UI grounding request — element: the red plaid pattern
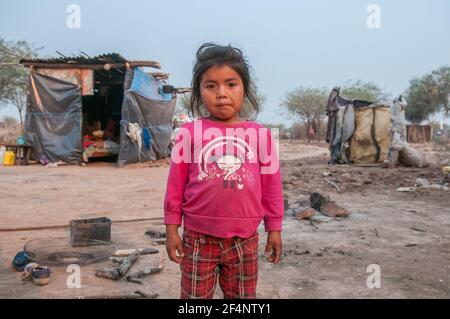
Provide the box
[180,229,259,299]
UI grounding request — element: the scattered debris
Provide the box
[310,192,349,218]
[310,214,332,223]
[293,192,350,222]
[420,184,449,191]
[126,257,164,284]
[145,229,167,245]
[310,193,330,210]
[21,263,52,286]
[23,237,115,265]
[295,207,317,220]
[410,227,426,233]
[321,201,350,218]
[333,249,353,256]
[283,249,310,256]
[114,247,158,257]
[145,229,167,239]
[441,165,450,184]
[29,266,52,286]
[340,173,352,182]
[398,183,449,192]
[95,250,139,280]
[323,178,340,192]
[12,251,33,271]
[322,171,331,177]
[78,290,159,299]
[70,217,112,247]
[309,218,319,229]
[45,161,67,168]
[109,256,125,264]
[415,178,429,187]
[398,145,428,168]
[149,239,167,246]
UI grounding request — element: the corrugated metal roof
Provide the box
[20,52,128,65]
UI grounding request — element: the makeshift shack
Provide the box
[406,124,432,143]
[20,53,176,166]
[326,87,391,164]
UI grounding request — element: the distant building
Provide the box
[406,124,432,143]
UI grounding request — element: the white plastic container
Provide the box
[0,146,6,165]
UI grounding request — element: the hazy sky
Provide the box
[1,0,449,124]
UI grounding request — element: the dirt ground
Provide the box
[0,140,449,299]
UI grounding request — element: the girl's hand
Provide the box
[166,225,184,264]
[265,231,282,264]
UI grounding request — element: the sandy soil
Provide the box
[0,141,449,299]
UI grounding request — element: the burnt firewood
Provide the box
[95,250,139,280]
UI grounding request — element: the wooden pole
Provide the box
[21,61,161,70]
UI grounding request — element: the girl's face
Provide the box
[200,65,245,124]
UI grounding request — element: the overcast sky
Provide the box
[1,0,449,124]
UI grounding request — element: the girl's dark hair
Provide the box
[189,43,259,119]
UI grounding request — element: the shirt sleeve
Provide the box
[259,128,284,232]
[163,128,190,225]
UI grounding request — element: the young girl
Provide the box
[164,43,283,299]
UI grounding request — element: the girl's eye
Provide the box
[228,82,237,87]
[206,84,215,89]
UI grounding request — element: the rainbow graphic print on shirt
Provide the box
[196,136,257,191]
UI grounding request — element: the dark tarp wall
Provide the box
[118,68,176,166]
[25,71,83,164]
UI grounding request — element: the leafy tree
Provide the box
[281,87,327,142]
[405,66,450,123]
[177,92,191,114]
[404,76,437,123]
[0,38,41,133]
[340,80,390,102]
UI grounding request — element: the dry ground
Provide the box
[0,140,449,298]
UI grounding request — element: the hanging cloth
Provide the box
[124,121,143,162]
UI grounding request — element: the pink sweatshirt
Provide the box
[164,118,284,238]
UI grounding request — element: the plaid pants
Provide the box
[180,229,259,299]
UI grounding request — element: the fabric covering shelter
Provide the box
[118,68,176,165]
[21,53,176,166]
[326,87,391,164]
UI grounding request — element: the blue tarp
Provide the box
[129,68,172,102]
